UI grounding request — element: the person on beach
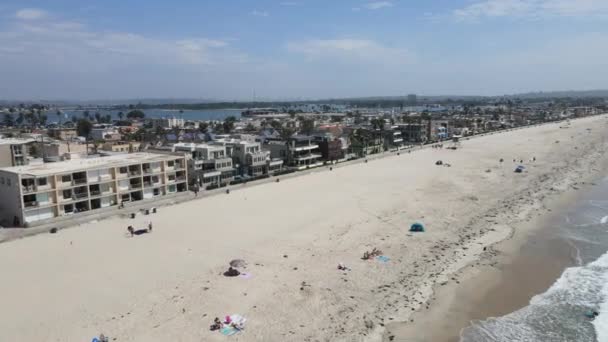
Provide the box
[127,226,134,237]
[148,222,153,232]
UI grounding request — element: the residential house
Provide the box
[47,128,78,141]
[173,143,236,188]
[348,128,384,157]
[382,125,404,150]
[266,135,322,169]
[101,142,142,153]
[90,125,122,141]
[229,141,272,177]
[313,134,344,162]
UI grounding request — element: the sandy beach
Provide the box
[1,116,608,342]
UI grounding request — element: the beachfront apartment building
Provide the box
[348,128,384,157]
[227,140,285,177]
[313,134,345,162]
[229,141,270,177]
[173,143,236,188]
[0,153,188,227]
[397,123,427,143]
[266,135,322,170]
[382,126,405,150]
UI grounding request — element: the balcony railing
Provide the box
[72,192,89,199]
[295,154,322,161]
[176,176,186,182]
[73,178,87,185]
[22,185,36,193]
[129,171,141,177]
[24,201,38,208]
[89,190,101,196]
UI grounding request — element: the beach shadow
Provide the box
[133,229,150,236]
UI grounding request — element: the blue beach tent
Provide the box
[410,222,425,232]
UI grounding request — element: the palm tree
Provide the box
[56,110,62,125]
[118,111,124,121]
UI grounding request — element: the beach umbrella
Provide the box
[229,259,247,268]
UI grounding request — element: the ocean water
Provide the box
[460,179,608,342]
[59,108,242,122]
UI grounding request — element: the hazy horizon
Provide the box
[1,0,607,100]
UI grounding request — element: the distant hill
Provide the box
[2,90,607,109]
[507,90,608,99]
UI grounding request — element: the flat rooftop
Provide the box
[0,138,36,145]
[0,153,181,177]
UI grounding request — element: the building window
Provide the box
[37,178,47,186]
[0,177,4,185]
[62,175,71,183]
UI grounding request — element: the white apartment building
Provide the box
[149,117,185,129]
[0,153,188,227]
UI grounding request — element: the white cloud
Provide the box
[251,10,270,17]
[453,0,608,20]
[0,13,246,71]
[364,1,394,10]
[15,8,47,20]
[286,38,414,66]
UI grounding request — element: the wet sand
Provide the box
[384,189,589,342]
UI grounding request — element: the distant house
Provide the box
[0,138,37,167]
[101,142,141,153]
[90,125,121,141]
[47,128,78,141]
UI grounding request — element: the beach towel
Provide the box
[376,255,390,263]
[220,326,239,336]
[239,272,253,279]
[220,315,247,336]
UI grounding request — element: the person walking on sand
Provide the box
[148,221,153,232]
[127,225,134,237]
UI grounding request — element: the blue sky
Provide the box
[0,0,607,100]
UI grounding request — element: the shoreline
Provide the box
[383,152,608,341]
[1,116,607,342]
